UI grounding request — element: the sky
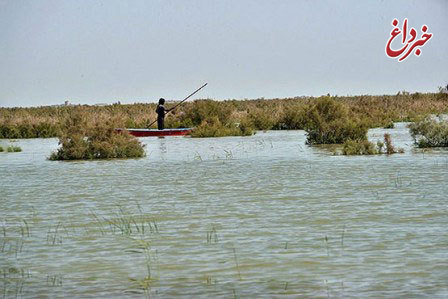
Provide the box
[0,0,447,107]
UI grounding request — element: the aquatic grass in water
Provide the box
[0,145,22,152]
[206,225,219,244]
[0,217,35,259]
[46,222,69,245]
[128,238,159,298]
[89,204,159,236]
[9,145,22,152]
[232,247,242,281]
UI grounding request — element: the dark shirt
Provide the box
[156,104,165,120]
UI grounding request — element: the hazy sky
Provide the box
[0,0,447,107]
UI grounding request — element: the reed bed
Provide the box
[304,96,368,144]
[1,92,447,139]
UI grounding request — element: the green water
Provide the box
[1,123,447,298]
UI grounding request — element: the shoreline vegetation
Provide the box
[1,92,448,159]
[1,92,447,139]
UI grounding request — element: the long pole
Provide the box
[148,83,208,128]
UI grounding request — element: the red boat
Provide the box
[116,128,192,137]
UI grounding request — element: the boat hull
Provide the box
[116,128,192,137]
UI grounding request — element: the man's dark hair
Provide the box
[158,98,165,105]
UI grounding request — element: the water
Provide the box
[1,123,448,298]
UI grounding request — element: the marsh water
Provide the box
[1,123,448,298]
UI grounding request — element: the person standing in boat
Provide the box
[155,98,172,130]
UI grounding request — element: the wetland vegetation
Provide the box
[1,92,447,140]
[408,116,448,148]
[0,144,22,153]
[303,96,368,144]
[7,145,22,152]
[2,92,447,160]
[48,111,145,160]
[341,133,404,155]
[2,129,448,297]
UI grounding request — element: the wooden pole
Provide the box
[148,83,208,128]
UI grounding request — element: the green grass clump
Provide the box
[6,145,22,152]
[0,144,22,152]
[248,108,276,130]
[49,112,145,160]
[305,96,368,144]
[190,116,254,137]
[342,139,378,155]
[408,117,448,147]
[383,121,395,129]
[277,106,307,129]
[342,133,403,155]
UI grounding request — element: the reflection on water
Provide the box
[158,137,167,155]
[1,123,448,298]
